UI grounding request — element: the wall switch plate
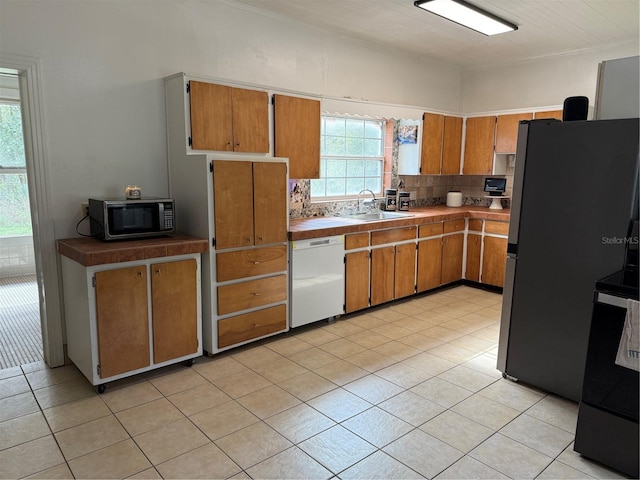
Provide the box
[81,202,89,216]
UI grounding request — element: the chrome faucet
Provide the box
[357,189,377,213]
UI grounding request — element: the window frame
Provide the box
[311,114,386,202]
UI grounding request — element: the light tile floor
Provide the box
[0,285,630,479]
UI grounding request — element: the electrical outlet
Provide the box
[81,202,89,216]
[409,191,417,200]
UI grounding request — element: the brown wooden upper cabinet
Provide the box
[495,113,533,154]
[420,113,463,175]
[534,110,563,120]
[189,81,269,153]
[212,160,287,250]
[442,116,464,175]
[463,116,496,175]
[273,94,321,179]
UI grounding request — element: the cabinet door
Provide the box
[482,236,507,287]
[345,251,370,313]
[441,116,463,175]
[463,116,496,175]
[371,246,395,306]
[441,233,464,284]
[534,110,563,120]
[253,162,288,245]
[420,113,444,174]
[495,113,533,153]
[231,87,269,153]
[465,233,482,282]
[151,259,198,364]
[189,81,233,151]
[395,243,416,299]
[95,266,150,378]
[213,161,254,249]
[417,238,442,292]
[274,94,321,179]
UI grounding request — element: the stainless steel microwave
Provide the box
[88,198,175,241]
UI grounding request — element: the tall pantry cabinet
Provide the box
[165,73,290,355]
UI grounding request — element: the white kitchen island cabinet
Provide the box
[57,236,207,392]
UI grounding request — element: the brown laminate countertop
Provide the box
[57,234,209,267]
[289,206,510,241]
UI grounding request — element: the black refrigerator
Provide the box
[497,118,639,401]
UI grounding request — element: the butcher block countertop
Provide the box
[57,234,209,267]
[289,206,510,241]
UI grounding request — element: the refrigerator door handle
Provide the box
[497,256,517,372]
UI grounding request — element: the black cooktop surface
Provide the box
[596,267,639,300]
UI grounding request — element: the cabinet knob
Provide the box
[155,269,161,275]
[252,323,261,328]
[236,142,241,147]
[251,292,261,296]
[253,261,260,265]
[257,236,263,241]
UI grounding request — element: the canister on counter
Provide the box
[398,191,410,211]
[446,191,463,207]
[384,189,397,211]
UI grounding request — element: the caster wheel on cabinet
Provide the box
[97,384,106,394]
[185,358,194,367]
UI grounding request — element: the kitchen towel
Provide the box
[615,298,640,372]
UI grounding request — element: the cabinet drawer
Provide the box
[217,274,287,315]
[443,219,465,233]
[485,221,509,235]
[371,226,416,246]
[468,219,483,232]
[216,246,287,282]
[218,304,286,348]
[345,233,369,250]
[418,222,443,238]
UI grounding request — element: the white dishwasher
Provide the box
[290,235,345,328]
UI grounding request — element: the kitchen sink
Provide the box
[341,211,414,222]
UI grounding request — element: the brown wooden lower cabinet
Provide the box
[96,258,201,377]
[151,259,199,364]
[218,305,287,348]
[441,233,464,284]
[465,233,482,282]
[95,266,150,379]
[482,236,508,287]
[345,251,370,313]
[371,246,395,306]
[417,237,442,292]
[394,243,416,299]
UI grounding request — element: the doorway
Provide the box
[0,70,43,369]
[0,54,65,370]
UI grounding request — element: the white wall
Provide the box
[0,0,462,238]
[461,41,640,114]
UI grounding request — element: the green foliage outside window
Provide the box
[0,103,32,236]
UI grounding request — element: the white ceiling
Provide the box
[228,0,640,67]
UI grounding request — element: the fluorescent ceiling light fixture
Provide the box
[414,0,518,36]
